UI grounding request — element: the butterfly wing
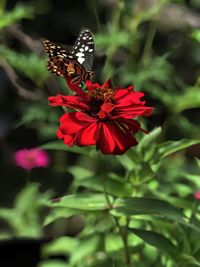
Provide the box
[71,29,94,71]
[43,39,76,77]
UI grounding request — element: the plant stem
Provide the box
[0,0,6,16]
[115,218,131,267]
[26,170,31,185]
[141,21,156,64]
[103,187,131,267]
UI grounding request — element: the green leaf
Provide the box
[0,183,51,237]
[105,234,123,253]
[0,3,34,30]
[0,45,47,86]
[133,54,173,87]
[68,166,94,181]
[138,127,162,153]
[70,235,100,265]
[42,236,78,257]
[38,260,69,267]
[128,162,155,186]
[111,197,183,221]
[41,141,94,156]
[48,193,112,211]
[15,183,50,210]
[157,139,200,160]
[196,158,200,168]
[0,208,14,222]
[43,208,82,226]
[77,176,133,197]
[171,87,200,113]
[117,149,140,170]
[191,30,200,42]
[136,127,161,163]
[95,30,130,49]
[129,228,179,258]
[178,253,200,267]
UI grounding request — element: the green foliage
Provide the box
[42,141,95,156]
[111,197,183,220]
[0,45,48,87]
[19,102,59,139]
[41,129,200,266]
[0,183,51,238]
[1,0,200,266]
[48,193,112,211]
[130,228,179,258]
[0,2,34,30]
[191,30,200,43]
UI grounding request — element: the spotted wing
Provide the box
[43,39,76,77]
[71,29,94,71]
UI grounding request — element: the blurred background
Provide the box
[0,0,200,266]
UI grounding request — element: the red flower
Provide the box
[49,78,153,155]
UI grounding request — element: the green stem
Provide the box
[189,201,198,223]
[141,21,156,64]
[0,0,6,16]
[91,0,101,31]
[115,218,131,267]
[26,170,31,185]
[103,187,131,267]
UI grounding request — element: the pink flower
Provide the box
[194,192,200,200]
[14,148,50,170]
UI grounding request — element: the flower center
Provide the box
[27,154,36,163]
[87,87,115,119]
[88,87,114,102]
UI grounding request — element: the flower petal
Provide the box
[49,95,90,111]
[113,106,153,119]
[115,90,145,106]
[77,123,100,146]
[113,90,153,119]
[102,79,112,89]
[97,122,138,155]
[59,112,90,134]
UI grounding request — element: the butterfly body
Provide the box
[43,29,94,84]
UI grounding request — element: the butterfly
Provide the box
[43,29,94,84]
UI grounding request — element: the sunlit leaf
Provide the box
[77,176,133,197]
[129,228,179,258]
[0,183,51,237]
[157,139,200,159]
[48,193,112,211]
[42,236,78,257]
[43,208,82,226]
[117,149,140,170]
[191,30,200,43]
[105,234,123,253]
[38,260,69,267]
[178,253,200,267]
[196,158,200,168]
[172,87,200,113]
[137,127,162,162]
[138,127,162,153]
[70,235,100,265]
[68,166,94,181]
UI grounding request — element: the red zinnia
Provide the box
[49,78,153,155]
